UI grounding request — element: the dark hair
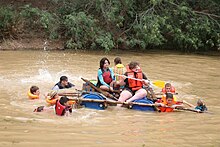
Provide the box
[166,92,173,99]
[114,57,122,65]
[100,57,110,69]
[165,83,171,87]
[59,96,69,105]
[60,76,68,82]
[128,61,139,70]
[30,86,39,94]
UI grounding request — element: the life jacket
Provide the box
[55,100,66,116]
[195,105,207,111]
[114,64,125,81]
[102,69,113,84]
[158,95,177,112]
[54,82,74,89]
[27,90,39,99]
[126,65,143,91]
[162,86,176,94]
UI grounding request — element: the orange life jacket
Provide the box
[126,65,143,91]
[27,90,39,99]
[158,95,177,112]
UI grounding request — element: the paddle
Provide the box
[81,78,118,101]
[114,74,165,88]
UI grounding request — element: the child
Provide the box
[161,83,176,94]
[96,57,115,92]
[155,92,183,112]
[52,76,75,90]
[45,90,60,106]
[28,86,40,99]
[55,96,72,116]
[113,57,125,82]
[183,99,207,112]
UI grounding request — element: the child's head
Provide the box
[128,61,140,72]
[114,57,122,65]
[49,90,58,99]
[100,57,110,69]
[197,99,204,106]
[165,83,172,92]
[30,86,40,95]
[166,92,173,105]
[60,76,68,86]
[59,96,70,106]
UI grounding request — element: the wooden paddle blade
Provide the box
[152,80,165,88]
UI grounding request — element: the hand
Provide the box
[143,80,150,86]
[171,105,177,109]
[109,87,114,92]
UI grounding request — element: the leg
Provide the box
[126,89,147,102]
[100,85,110,91]
[117,90,132,107]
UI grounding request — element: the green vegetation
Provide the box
[0,0,219,52]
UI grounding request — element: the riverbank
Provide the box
[1,38,220,56]
[0,38,64,50]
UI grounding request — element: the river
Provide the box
[0,50,219,147]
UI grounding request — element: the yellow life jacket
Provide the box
[114,64,125,82]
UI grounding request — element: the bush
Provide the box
[0,7,18,39]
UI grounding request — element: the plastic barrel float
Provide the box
[81,93,107,110]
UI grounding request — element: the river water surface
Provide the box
[0,50,220,147]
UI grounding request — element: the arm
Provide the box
[52,85,59,90]
[182,100,195,107]
[68,82,75,87]
[109,68,115,81]
[97,69,110,87]
[142,73,150,86]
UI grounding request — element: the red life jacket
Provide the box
[126,65,143,91]
[102,69,113,84]
[55,100,66,116]
[162,86,176,94]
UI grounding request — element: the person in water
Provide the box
[96,57,115,92]
[117,61,150,106]
[28,85,40,99]
[161,83,176,94]
[52,76,75,90]
[45,90,60,106]
[155,92,184,112]
[55,96,72,116]
[183,99,207,112]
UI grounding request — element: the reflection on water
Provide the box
[0,50,220,146]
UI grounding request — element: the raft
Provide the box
[80,92,155,111]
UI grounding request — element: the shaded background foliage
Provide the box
[0,0,219,52]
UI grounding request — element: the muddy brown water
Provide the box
[0,50,220,147]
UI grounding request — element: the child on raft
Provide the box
[96,57,116,92]
[161,83,176,94]
[28,85,40,99]
[55,96,72,116]
[117,61,150,106]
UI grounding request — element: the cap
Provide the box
[49,90,58,98]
